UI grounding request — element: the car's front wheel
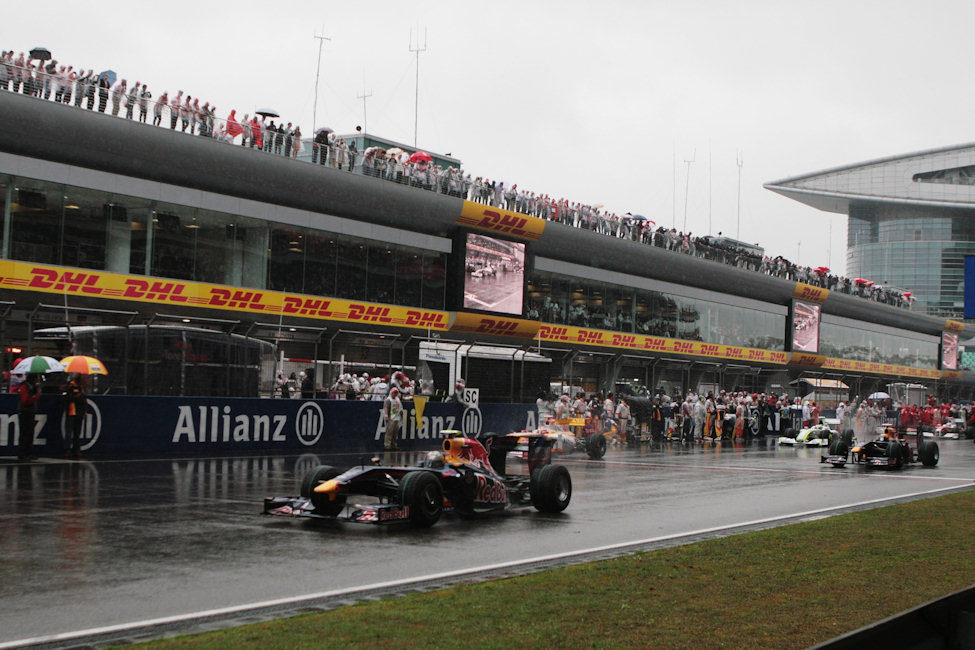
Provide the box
[399,471,443,527]
[300,465,347,517]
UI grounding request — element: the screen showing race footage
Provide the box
[791,300,820,353]
[942,332,958,370]
[463,233,526,316]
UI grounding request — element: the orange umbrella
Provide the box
[60,355,108,375]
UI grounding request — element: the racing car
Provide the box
[821,427,939,469]
[263,431,572,527]
[777,423,835,447]
[510,417,608,460]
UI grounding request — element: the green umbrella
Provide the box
[12,356,64,374]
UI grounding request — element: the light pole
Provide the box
[682,150,696,233]
[312,29,331,135]
[736,150,743,240]
[409,27,427,147]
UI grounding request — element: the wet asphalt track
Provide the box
[2,437,975,647]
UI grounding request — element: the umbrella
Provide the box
[902,291,912,298]
[29,46,52,61]
[314,126,334,135]
[813,266,830,274]
[255,108,280,118]
[409,150,433,163]
[12,356,64,374]
[868,392,890,400]
[626,214,653,223]
[60,355,108,375]
[853,278,874,286]
[99,70,117,86]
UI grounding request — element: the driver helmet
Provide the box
[425,450,444,468]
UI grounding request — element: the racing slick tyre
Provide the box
[919,440,940,466]
[585,432,607,459]
[300,465,347,517]
[399,471,443,527]
[531,464,572,513]
[829,440,849,458]
[783,427,795,440]
[841,429,855,446]
[886,441,905,468]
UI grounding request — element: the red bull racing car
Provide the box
[263,430,571,527]
[820,427,939,469]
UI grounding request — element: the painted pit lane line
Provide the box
[4,483,972,650]
[567,456,975,482]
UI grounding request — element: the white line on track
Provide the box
[572,457,975,482]
[3,482,971,649]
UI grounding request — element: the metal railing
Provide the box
[1,62,916,310]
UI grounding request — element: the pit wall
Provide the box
[0,396,538,458]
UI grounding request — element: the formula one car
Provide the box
[821,427,939,469]
[510,417,608,461]
[263,431,571,527]
[777,423,835,447]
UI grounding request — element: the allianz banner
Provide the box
[0,396,538,457]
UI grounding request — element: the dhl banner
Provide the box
[457,200,546,241]
[448,312,541,338]
[537,324,790,365]
[945,319,965,334]
[0,260,963,381]
[821,357,943,381]
[787,353,827,367]
[793,283,829,304]
[0,260,452,331]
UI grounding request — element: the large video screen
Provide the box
[463,233,526,316]
[942,332,959,370]
[791,300,820,353]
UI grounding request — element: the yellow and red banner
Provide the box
[0,260,452,331]
[787,353,827,367]
[793,283,829,304]
[448,312,541,338]
[945,319,965,334]
[821,357,942,381]
[457,200,546,241]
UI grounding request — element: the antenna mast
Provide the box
[682,150,696,233]
[736,150,744,239]
[409,27,427,147]
[357,86,373,133]
[312,28,331,135]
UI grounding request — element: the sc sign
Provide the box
[463,388,479,408]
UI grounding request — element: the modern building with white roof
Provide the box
[765,143,975,318]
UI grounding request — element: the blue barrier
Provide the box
[0,395,539,457]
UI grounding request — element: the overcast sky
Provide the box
[6,1,974,276]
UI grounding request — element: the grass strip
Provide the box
[135,489,975,649]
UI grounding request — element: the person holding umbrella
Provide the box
[62,374,87,460]
[17,373,41,461]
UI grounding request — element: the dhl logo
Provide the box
[209,288,264,310]
[457,201,544,241]
[576,330,605,345]
[642,338,667,351]
[540,325,571,341]
[794,283,829,303]
[700,344,720,356]
[404,311,446,328]
[476,210,531,237]
[283,297,334,317]
[725,348,745,359]
[674,341,695,354]
[475,318,519,336]
[349,304,392,323]
[125,279,188,302]
[769,353,788,363]
[611,334,638,348]
[29,268,103,294]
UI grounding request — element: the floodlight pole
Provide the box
[410,27,427,147]
[357,87,373,133]
[313,29,331,135]
[682,150,696,233]
[736,150,743,240]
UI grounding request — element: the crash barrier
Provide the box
[0,395,538,458]
[813,583,975,649]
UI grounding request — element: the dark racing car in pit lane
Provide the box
[263,430,571,527]
[821,427,939,469]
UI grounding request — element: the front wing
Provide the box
[263,496,413,525]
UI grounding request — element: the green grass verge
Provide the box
[135,490,975,649]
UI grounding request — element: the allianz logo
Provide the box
[0,399,102,451]
[172,402,324,447]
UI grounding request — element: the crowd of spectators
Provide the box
[1,45,914,311]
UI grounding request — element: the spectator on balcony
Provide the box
[154,91,167,126]
[124,80,137,119]
[97,72,110,112]
[138,83,150,122]
[111,79,126,116]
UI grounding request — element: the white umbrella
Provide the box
[12,356,65,374]
[314,126,334,135]
[867,392,890,400]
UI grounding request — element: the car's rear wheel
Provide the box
[399,471,443,527]
[782,427,795,439]
[830,440,849,457]
[919,440,940,466]
[586,433,607,459]
[841,429,855,446]
[531,464,572,513]
[300,465,346,516]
